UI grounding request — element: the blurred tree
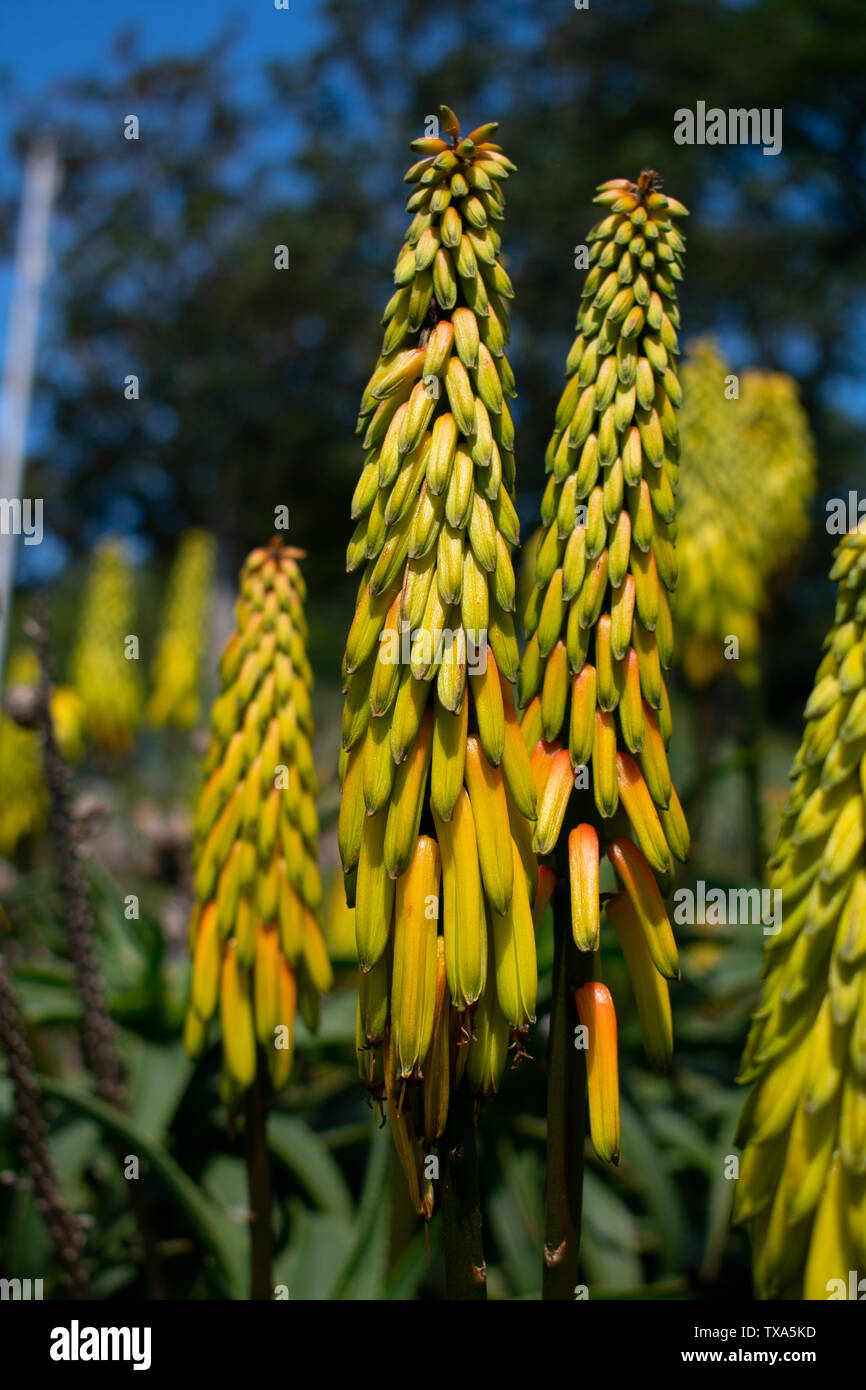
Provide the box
[5,0,865,699]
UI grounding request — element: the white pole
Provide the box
[0,139,59,686]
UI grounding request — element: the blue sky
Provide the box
[0,1,324,120]
[0,2,328,582]
[0,0,325,322]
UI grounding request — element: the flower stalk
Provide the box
[0,945,89,1296]
[521,172,689,1285]
[340,106,536,1237]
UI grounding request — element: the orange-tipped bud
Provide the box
[615,752,673,874]
[607,835,679,979]
[568,824,600,951]
[533,746,574,855]
[532,864,556,931]
[575,981,621,1164]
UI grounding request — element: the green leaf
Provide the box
[268,1113,353,1220]
[331,1120,392,1300]
[384,1223,440,1300]
[620,1096,687,1273]
[125,1036,195,1139]
[13,979,80,1026]
[488,1143,543,1297]
[38,1074,246,1297]
[649,1106,718,1174]
[581,1169,643,1289]
[274,1206,353,1299]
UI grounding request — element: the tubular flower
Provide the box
[323,872,358,964]
[340,106,537,1215]
[184,539,332,1099]
[734,521,866,1300]
[147,528,216,729]
[675,341,815,688]
[0,651,86,856]
[71,539,142,756]
[520,172,689,1162]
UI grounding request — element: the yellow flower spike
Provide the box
[736,523,866,1297]
[674,341,816,688]
[184,539,329,1095]
[341,110,532,1208]
[575,981,621,1164]
[0,652,86,852]
[147,529,215,728]
[71,539,142,756]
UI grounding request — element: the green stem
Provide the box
[245,1058,273,1300]
[439,1079,486,1300]
[543,880,593,1300]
